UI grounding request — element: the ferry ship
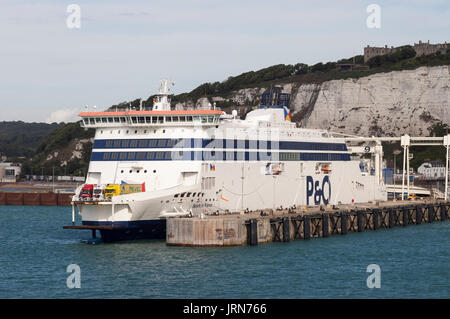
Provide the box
[71,80,387,242]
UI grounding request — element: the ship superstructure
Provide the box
[71,81,387,241]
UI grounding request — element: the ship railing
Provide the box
[81,115,221,128]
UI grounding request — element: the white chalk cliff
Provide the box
[296,66,450,136]
[185,65,450,136]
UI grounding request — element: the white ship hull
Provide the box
[71,83,387,241]
[79,160,385,221]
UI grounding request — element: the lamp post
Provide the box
[393,149,401,201]
[272,175,276,212]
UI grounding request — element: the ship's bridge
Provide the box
[79,110,223,128]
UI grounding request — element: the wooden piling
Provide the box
[247,219,258,246]
[341,212,348,235]
[416,206,422,225]
[373,210,379,230]
[291,216,303,240]
[303,215,311,240]
[357,211,364,232]
[402,207,408,227]
[322,213,329,238]
[428,205,434,223]
[388,208,395,228]
[441,204,447,221]
[282,217,290,242]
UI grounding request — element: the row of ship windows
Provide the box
[92,151,351,161]
[93,138,348,151]
[102,139,183,148]
[84,115,219,125]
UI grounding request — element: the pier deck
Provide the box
[166,200,450,246]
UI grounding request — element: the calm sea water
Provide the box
[0,205,449,299]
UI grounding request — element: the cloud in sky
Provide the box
[0,0,449,122]
[45,108,79,124]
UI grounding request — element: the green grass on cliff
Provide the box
[0,121,63,158]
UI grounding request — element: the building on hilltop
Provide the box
[364,40,449,63]
[364,45,397,63]
[413,40,448,57]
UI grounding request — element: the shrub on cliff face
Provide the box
[367,46,416,68]
[419,111,436,123]
[392,46,416,61]
[309,62,337,73]
[428,122,450,137]
[18,122,94,178]
[36,121,94,155]
[0,121,63,158]
[293,63,309,75]
[82,141,92,163]
[337,55,364,65]
[175,64,304,101]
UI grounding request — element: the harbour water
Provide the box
[0,205,449,298]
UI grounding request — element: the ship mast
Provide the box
[152,79,174,111]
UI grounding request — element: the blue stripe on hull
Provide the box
[82,220,166,242]
[93,138,348,151]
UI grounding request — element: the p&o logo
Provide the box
[306,176,331,205]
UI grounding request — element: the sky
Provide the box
[0,0,449,123]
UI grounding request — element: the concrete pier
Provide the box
[166,200,450,246]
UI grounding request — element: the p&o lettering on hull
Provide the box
[306,175,331,205]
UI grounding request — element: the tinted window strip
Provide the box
[93,139,348,151]
[90,151,350,162]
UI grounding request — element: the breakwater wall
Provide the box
[166,200,450,246]
[0,191,73,206]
